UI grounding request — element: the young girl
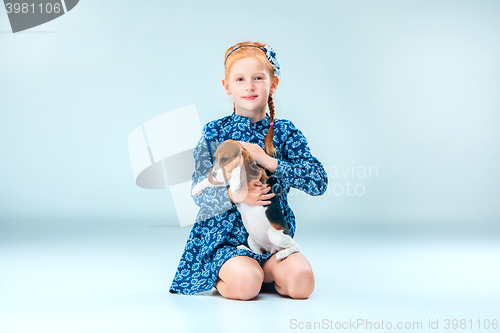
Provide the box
[169,41,328,300]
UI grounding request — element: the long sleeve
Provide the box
[273,122,328,196]
[191,125,234,221]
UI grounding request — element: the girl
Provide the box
[169,41,328,300]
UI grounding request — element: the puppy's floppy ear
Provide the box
[239,152,247,183]
[240,150,249,182]
[241,150,261,181]
[259,167,269,184]
[229,166,242,192]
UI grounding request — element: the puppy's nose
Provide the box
[211,171,217,178]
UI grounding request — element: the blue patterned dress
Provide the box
[169,112,328,295]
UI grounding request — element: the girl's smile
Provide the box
[242,95,258,100]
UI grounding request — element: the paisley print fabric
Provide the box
[169,112,328,295]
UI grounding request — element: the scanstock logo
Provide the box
[3,0,79,33]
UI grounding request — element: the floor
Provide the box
[1,219,499,333]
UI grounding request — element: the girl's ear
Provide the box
[270,76,279,94]
[222,78,232,95]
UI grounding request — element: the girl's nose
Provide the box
[246,81,255,91]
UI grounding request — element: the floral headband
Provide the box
[224,44,282,77]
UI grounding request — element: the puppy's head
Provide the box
[209,140,243,184]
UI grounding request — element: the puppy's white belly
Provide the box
[237,203,275,249]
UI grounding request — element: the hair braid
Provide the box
[264,94,277,158]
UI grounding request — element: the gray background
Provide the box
[1,0,499,226]
[1,2,500,333]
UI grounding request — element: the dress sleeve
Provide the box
[273,123,328,196]
[191,125,234,219]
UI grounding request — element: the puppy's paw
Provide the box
[275,250,288,261]
[276,248,300,261]
[191,184,203,196]
[236,244,251,251]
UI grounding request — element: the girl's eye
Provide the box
[236,78,244,82]
[255,76,263,80]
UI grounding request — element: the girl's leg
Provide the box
[262,252,315,299]
[216,256,264,300]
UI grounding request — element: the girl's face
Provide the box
[222,56,279,121]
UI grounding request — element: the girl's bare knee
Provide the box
[218,257,264,300]
[286,267,315,299]
[234,274,263,300]
[233,270,264,301]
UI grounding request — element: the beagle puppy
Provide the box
[192,139,300,260]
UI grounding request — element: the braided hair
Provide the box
[265,94,276,158]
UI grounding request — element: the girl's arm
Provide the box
[238,122,328,197]
[273,123,328,196]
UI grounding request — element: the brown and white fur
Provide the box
[192,140,300,260]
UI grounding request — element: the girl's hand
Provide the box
[238,141,278,172]
[228,179,274,205]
